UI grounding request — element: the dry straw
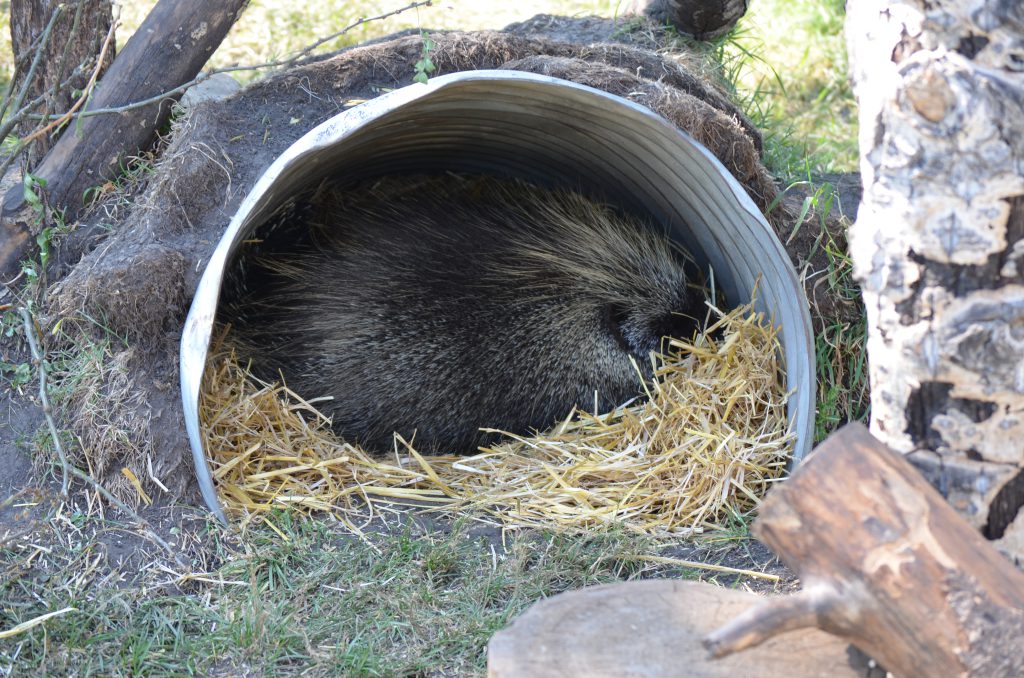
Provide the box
[200,301,793,536]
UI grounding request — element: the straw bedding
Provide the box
[201,301,793,536]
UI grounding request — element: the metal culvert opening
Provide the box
[181,70,815,522]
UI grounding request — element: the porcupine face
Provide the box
[219,174,705,455]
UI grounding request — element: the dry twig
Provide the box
[18,306,187,569]
[24,0,435,123]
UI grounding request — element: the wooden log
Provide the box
[1,0,248,221]
[487,580,862,678]
[705,423,1024,677]
[0,219,31,286]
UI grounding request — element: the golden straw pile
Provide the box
[201,302,793,536]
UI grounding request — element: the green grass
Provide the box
[725,0,857,179]
[3,510,744,677]
[774,175,870,441]
[813,225,870,440]
[815,314,869,440]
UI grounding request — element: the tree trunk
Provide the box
[9,0,114,166]
[847,0,1024,559]
[2,0,249,222]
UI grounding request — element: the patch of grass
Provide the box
[716,0,857,180]
[814,314,869,440]
[813,228,870,440]
[0,306,31,389]
[3,510,707,677]
[641,1,854,181]
[775,176,870,441]
[82,149,157,215]
[34,317,157,501]
[814,202,870,440]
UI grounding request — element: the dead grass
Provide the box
[201,300,793,538]
[44,329,148,502]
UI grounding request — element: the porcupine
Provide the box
[220,174,706,455]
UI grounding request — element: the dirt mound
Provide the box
[40,19,776,504]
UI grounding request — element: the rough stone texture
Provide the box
[847,0,1024,542]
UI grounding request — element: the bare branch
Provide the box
[0,64,89,185]
[19,15,117,147]
[703,583,843,658]
[19,306,70,496]
[46,0,91,123]
[25,0,434,123]
[18,305,187,569]
[0,63,88,140]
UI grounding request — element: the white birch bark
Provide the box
[847,0,1024,553]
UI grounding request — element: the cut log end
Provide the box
[487,580,861,678]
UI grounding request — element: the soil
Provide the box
[0,390,38,500]
[1,324,42,507]
[0,376,45,538]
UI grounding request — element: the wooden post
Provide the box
[705,424,1024,677]
[846,0,1024,552]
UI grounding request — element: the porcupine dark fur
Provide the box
[219,174,706,455]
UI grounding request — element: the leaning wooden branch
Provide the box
[24,0,436,125]
[0,0,435,282]
[2,0,249,222]
[19,306,69,495]
[704,423,1024,677]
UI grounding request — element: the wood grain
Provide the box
[488,579,860,678]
